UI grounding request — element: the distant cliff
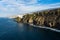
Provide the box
[14,8,60,29]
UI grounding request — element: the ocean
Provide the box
[0,18,60,40]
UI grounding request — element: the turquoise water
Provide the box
[0,18,60,40]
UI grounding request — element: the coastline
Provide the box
[29,24,60,32]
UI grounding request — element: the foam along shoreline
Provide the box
[29,24,60,32]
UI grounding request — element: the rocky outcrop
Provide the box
[14,16,22,23]
[35,16,45,26]
[28,17,33,24]
[14,8,60,29]
[44,16,57,28]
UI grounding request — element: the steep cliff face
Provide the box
[22,8,60,29]
[28,17,33,24]
[14,8,60,29]
[44,16,57,27]
[35,16,45,26]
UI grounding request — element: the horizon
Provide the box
[0,0,60,17]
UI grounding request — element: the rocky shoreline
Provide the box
[14,8,60,30]
[29,24,60,32]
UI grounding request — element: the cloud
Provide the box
[0,0,60,17]
[16,0,38,4]
[13,2,60,13]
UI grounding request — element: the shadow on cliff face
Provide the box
[14,8,60,29]
[55,23,60,30]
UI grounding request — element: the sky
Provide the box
[0,0,60,17]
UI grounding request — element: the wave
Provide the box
[29,24,60,32]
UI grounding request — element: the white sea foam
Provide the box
[30,24,60,32]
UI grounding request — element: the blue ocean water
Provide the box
[0,18,60,40]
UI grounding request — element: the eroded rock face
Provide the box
[14,8,60,29]
[28,17,33,24]
[22,14,29,23]
[44,16,57,27]
[35,16,45,26]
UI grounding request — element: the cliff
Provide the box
[14,8,60,29]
